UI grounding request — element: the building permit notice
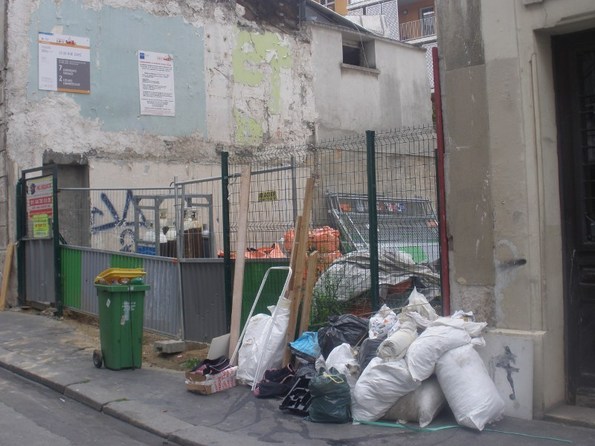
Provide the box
[137,51,175,117]
[38,33,90,94]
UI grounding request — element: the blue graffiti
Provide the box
[91,190,147,252]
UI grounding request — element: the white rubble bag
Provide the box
[236,296,291,386]
[401,287,438,321]
[435,343,505,431]
[368,304,399,340]
[382,376,446,428]
[325,343,360,391]
[409,310,487,337]
[406,324,472,382]
[377,315,418,361]
[352,357,420,422]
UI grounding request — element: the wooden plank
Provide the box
[283,178,315,365]
[287,216,303,283]
[298,251,319,335]
[286,177,315,292]
[0,243,15,311]
[228,166,252,360]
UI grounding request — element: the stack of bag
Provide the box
[349,288,505,430]
[237,286,505,431]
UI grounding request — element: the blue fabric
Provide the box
[289,331,320,362]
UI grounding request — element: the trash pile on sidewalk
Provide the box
[184,286,505,432]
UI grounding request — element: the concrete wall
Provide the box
[7,1,316,169]
[310,23,432,139]
[0,0,10,303]
[436,0,595,417]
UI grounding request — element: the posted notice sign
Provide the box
[138,51,175,116]
[38,33,90,94]
[26,175,53,239]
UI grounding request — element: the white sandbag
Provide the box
[408,311,487,338]
[377,318,418,361]
[368,304,399,340]
[406,325,471,382]
[236,296,291,385]
[325,343,360,390]
[435,344,505,431]
[402,287,438,321]
[352,357,420,422]
[382,376,446,428]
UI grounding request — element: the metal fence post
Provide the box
[51,166,63,317]
[15,177,25,306]
[366,130,379,311]
[221,151,232,329]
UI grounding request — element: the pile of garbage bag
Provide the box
[237,287,505,431]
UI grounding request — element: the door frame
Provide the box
[553,29,595,404]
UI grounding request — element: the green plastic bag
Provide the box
[307,368,351,423]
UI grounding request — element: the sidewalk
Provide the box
[1,309,595,446]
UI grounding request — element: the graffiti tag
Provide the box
[90,190,147,252]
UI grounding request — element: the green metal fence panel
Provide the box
[241,259,290,331]
[110,254,143,269]
[61,247,82,309]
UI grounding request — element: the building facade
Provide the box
[436,0,595,416]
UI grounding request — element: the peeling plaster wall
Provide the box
[6,0,316,181]
[437,0,595,415]
[0,0,8,286]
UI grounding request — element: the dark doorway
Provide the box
[554,29,595,407]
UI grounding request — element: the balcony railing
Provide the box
[399,16,436,41]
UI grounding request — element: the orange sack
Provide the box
[284,226,340,254]
[309,226,340,253]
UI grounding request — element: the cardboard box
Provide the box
[185,366,237,395]
[185,370,207,382]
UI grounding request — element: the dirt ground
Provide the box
[37,307,211,372]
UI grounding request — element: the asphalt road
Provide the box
[0,367,177,446]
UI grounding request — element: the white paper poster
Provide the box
[137,51,175,117]
[38,33,90,94]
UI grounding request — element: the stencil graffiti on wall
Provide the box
[494,345,520,400]
[91,190,147,252]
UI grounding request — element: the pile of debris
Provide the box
[190,286,504,431]
[185,177,504,430]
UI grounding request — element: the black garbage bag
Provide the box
[358,337,383,372]
[318,314,369,359]
[306,368,351,423]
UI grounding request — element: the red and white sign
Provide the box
[27,175,53,218]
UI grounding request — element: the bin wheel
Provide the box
[93,350,103,369]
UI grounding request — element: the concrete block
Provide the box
[154,339,185,354]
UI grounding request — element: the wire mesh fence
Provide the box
[58,187,177,253]
[56,125,442,325]
[227,126,441,324]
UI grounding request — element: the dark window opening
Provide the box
[342,39,376,69]
[343,45,362,66]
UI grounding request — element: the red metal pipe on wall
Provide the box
[432,46,451,316]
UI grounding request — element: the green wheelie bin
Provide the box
[93,278,149,370]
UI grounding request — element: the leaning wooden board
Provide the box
[283,177,315,365]
[228,166,252,359]
[0,243,15,311]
